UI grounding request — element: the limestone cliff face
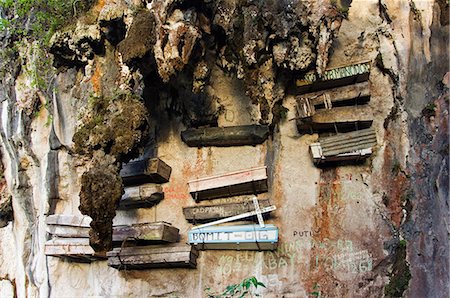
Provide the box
[0,0,448,297]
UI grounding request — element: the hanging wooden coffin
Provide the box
[120,158,172,186]
[112,222,179,244]
[296,106,373,134]
[107,244,198,269]
[310,127,377,164]
[188,166,268,201]
[183,199,272,223]
[181,125,270,147]
[296,61,371,93]
[188,224,278,250]
[44,238,106,262]
[46,214,91,238]
[119,184,164,209]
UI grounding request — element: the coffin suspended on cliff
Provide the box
[181,125,270,147]
[188,224,278,250]
[46,215,179,244]
[310,127,377,165]
[44,238,106,262]
[296,61,371,93]
[183,199,272,223]
[118,184,164,209]
[107,244,198,270]
[120,158,172,186]
[188,166,268,202]
[296,105,373,134]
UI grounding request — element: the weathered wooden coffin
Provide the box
[296,81,371,120]
[120,158,172,186]
[296,61,371,93]
[44,238,106,262]
[112,222,179,244]
[46,214,91,238]
[310,127,377,164]
[118,184,164,209]
[188,224,278,250]
[181,125,270,147]
[107,244,198,269]
[296,105,373,134]
[183,199,272,222]
[188,166,268,201]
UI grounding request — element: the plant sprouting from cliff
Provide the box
[205,276,266,298]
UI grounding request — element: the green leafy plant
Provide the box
[206,276,266,298]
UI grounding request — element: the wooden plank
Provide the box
[44,238,106,261]
[46,225,90,238]
[119,184,164,209]
[107,244,198,269]
[188,224,278,251]
[46,214,91,227]
[296,106,373,134]
[120,158,172,186]
[296,61,371,93]
[297,81,370,107]
[112,222,179,243]
[183,199,272,222]
[311,147,373,165]
[181,125,269,147]
[188,167,268,201]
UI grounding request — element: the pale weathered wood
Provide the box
[107,244,198,269]
[181,125,269,147]
[183,199,272,222]
[46,214,91,227]
[118,184,164,209]
[44,238,106,262]
[46,225,90,238]
[296,61,371,93]
[298,81,370,107]
[120,158,172,186]
[296,106,373,134]
[112,222,179,243]
[188,166,268,201]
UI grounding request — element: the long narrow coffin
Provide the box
[296,61,371,93]
[45,238,106,262]
[119,184,164,209]
[107,244,198,269]
[112,222,179,244]
[120,158,172,186]
[188,224,278,250]
[310,127,377,164]
[296,105,373,134]
[46,215,91,238]
[181,125,270,147]
[183,199,272,222]
[296,81,371,120]
[188,166,268,201]
[47,215,179,244]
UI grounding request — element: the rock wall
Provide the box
[0,0,448,297]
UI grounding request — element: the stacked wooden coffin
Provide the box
[184,166,278,251]
[295,61,378,165]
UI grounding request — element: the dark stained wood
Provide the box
[107,244,198,270]
[296,61,371,94]
[296,106,373,134]
[319,127,377,156]
[120,158,172,186]
[183,199,272,222]
[112,222,179,244]
[188,166,268,201]
[181,125,269,147]
[118,184,164,209]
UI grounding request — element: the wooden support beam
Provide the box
[181,125,270,147]
[183,199,272,223]
[120,158,172,186]
[188,166,268,201]
[296,106,373,134]
[119,184,164,209]
[107,244,198,270]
